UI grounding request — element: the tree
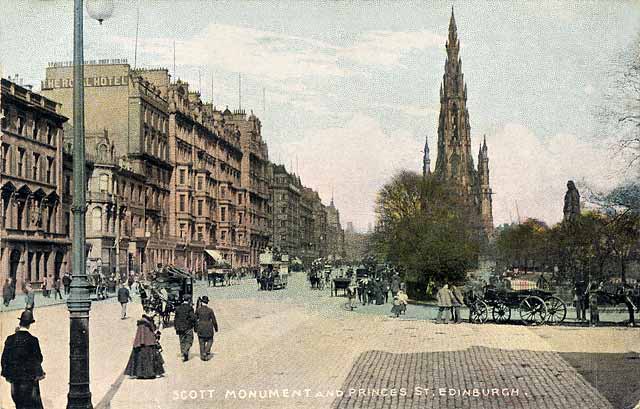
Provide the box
[599,34,640,168]
[373,171,480,298]
[496,218,549,272]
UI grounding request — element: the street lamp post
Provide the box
[67,1,113,408]
[67,0,92,408]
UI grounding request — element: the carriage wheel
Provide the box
[492,302,511,324]
[519,296,547,326]
[544,296,567,325]
[469,300,489,324]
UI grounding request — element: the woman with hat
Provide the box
[1,310,45,409]
[195,296,218,361]
[124,314,165,379]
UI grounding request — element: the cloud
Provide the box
[339,30,447,67]
[276,114,422,231]
[487,123,629,226]
[118,24,446,83]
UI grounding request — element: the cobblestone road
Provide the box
[332,347,612,409]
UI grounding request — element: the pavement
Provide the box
[0,272,639,409]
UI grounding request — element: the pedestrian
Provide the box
[1,310,45,409]
[366,278,375,305]
[574,279,588,322]
[451,284,465,323]
[436,283,453,324]
[41,277,49,298]
[3,278,14,307]
[62,273,71,296]
[174,294,197,362]
[117,283,132,320]
[375,278,385,305]
[347,284,357,311]
[357,279,367,305]
[390,273,401,299]
[24,284,35,313]
[383,278,391,304]
[398,288,409,315]
[195,296,218,361]
[53,278,63,300]
[124,314,164,379]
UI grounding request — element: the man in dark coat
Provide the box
[195,296,219,361]
[174,294,197,362]
[3,278,14,306]
[117,284,132,319]
[1,310,45,409]
[62,273,71,295]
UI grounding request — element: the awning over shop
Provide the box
[204,249,224,262]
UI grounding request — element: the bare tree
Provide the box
[600,34,640,168]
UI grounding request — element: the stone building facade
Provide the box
[1,78,70,291]
[43,62,176,276]
[269,164,302,257]
[433,10,493,235]
[34,60,346,275]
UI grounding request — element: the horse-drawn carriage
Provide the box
[140,265,194,328]
[258,249,289,291]
[465,285,567,326]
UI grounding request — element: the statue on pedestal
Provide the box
[563,180,580,222]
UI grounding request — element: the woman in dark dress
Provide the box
[125,314,164,379]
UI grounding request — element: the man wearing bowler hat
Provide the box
[1,310,45,409]
[195,296,218,361]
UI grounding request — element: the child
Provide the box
[347,285,357,311]
[398,289,408,315]
[391,295,402,318]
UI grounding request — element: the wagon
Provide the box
[258,249,289,291]
[142,265,194,327]
[465,285,567,326]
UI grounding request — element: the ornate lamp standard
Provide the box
[67,1,113,408]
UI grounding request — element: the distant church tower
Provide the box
[423,135,431,177]
[434,8,493,234]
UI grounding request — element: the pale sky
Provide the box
[1,1,639,231]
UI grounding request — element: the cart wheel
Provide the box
[492,302,511,324]
[469,300,489,324]
[544,296,567,325]
[519,296,547,326]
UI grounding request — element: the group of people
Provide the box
[435,283,466,324]
[2,273,72,309]
[124,293,219,380]
[356,273,402,306]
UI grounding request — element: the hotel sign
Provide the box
[41,75,129,90]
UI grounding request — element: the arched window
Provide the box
[92,207,102,232]
[97,144,108,162]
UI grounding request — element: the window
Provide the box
[179,195,186,212]
[92,207,102,232]
[0,143,8,173]
[220,207,226,222]
[47,157,53,183]
[179,223,186,238]
[17,148,25,177]
[32,121,39,140]
[32,153,40,180]
[17,116,25,135]
[197,176,203,191]
[238,213,243,224]
[220,186,226,198]
[280,220,285,228]
[179,169,186,185]
[65,175,71,196]
[197,200,203,216]
[47,124,54,145]
[99,174,108,192]
[238,194,243,205]
[221,230,226,241]
[197,226,203,241]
